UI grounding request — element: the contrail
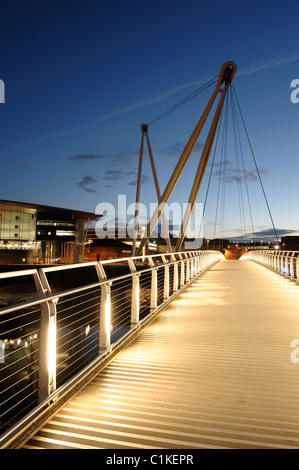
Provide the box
[237,51,299,77]
[1,50,299,152]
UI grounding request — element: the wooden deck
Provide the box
[22,259,299,449]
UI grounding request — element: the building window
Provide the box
[56,230,75,236]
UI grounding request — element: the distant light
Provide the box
[85,324,91,336]
[275,245,279,249]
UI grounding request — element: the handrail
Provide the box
[241,250,299,282]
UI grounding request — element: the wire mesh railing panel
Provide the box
[157,267,165,305]
[177,263,182,286]
[139,270,152,320]
[0,304,41,435]
[0,273,40,309]
[286,257,291,276]
[0,271,43,435]
[102,264,131,279]
[55,286,101,389]
[169,265,174,297]
[110,276,132,343]
[184,261,188,281]
[294,259,298,280]
[0,251,224,444]
[44,264,100,293]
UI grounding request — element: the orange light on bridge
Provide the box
[85,324,91,336]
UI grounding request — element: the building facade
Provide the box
[0,200,99,265]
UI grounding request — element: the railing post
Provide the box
[193,255,198,276]
[198,253,203,272]
[282,254,286,274]
[284,254,288,275]
[180,259,185,287]
[270,253,274,269]
[290,253,295,279]
[275,253,279,271]
[161,255,170,300]
[128,258,140,324]
[277,253,281,272]
[39,300,58,403]
[96,262,111,351]
[99,282,112,351]
[186,257,190,282]
[190,257,194,279]
[202,253,206,270]
[173,261,178,292]
[147,257,157,310]
[35,270,58,404]
[151,268,158,310]
[131,273,140,325]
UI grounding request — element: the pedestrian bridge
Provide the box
[2,250,299,449]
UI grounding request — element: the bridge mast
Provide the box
[132,124,173,256]
[136,61,237,256]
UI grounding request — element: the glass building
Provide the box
[0,200,99,264]
[0,202,36,247]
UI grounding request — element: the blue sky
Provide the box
[0,0,299,242]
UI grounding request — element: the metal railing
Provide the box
[241,250,299,281]
[0,249,224,447]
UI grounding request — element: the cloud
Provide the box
[76,175,99,193]
[211,160,269,183]
[162,141,204,158]
[70,154,105,162]
[115,150,139,168]
[101,168,149,187]
[128,175,150,186]
[104,169,135,181]
[228,227,299,241]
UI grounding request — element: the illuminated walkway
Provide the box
[23,259,299,449]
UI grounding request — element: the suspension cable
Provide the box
[230,87,256,244]
[147,75,218,127]
[220,92,229,247]
[230,86,247,244]
[212,90,229,250]
[199,102,224,249]
[231,83,279,244]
